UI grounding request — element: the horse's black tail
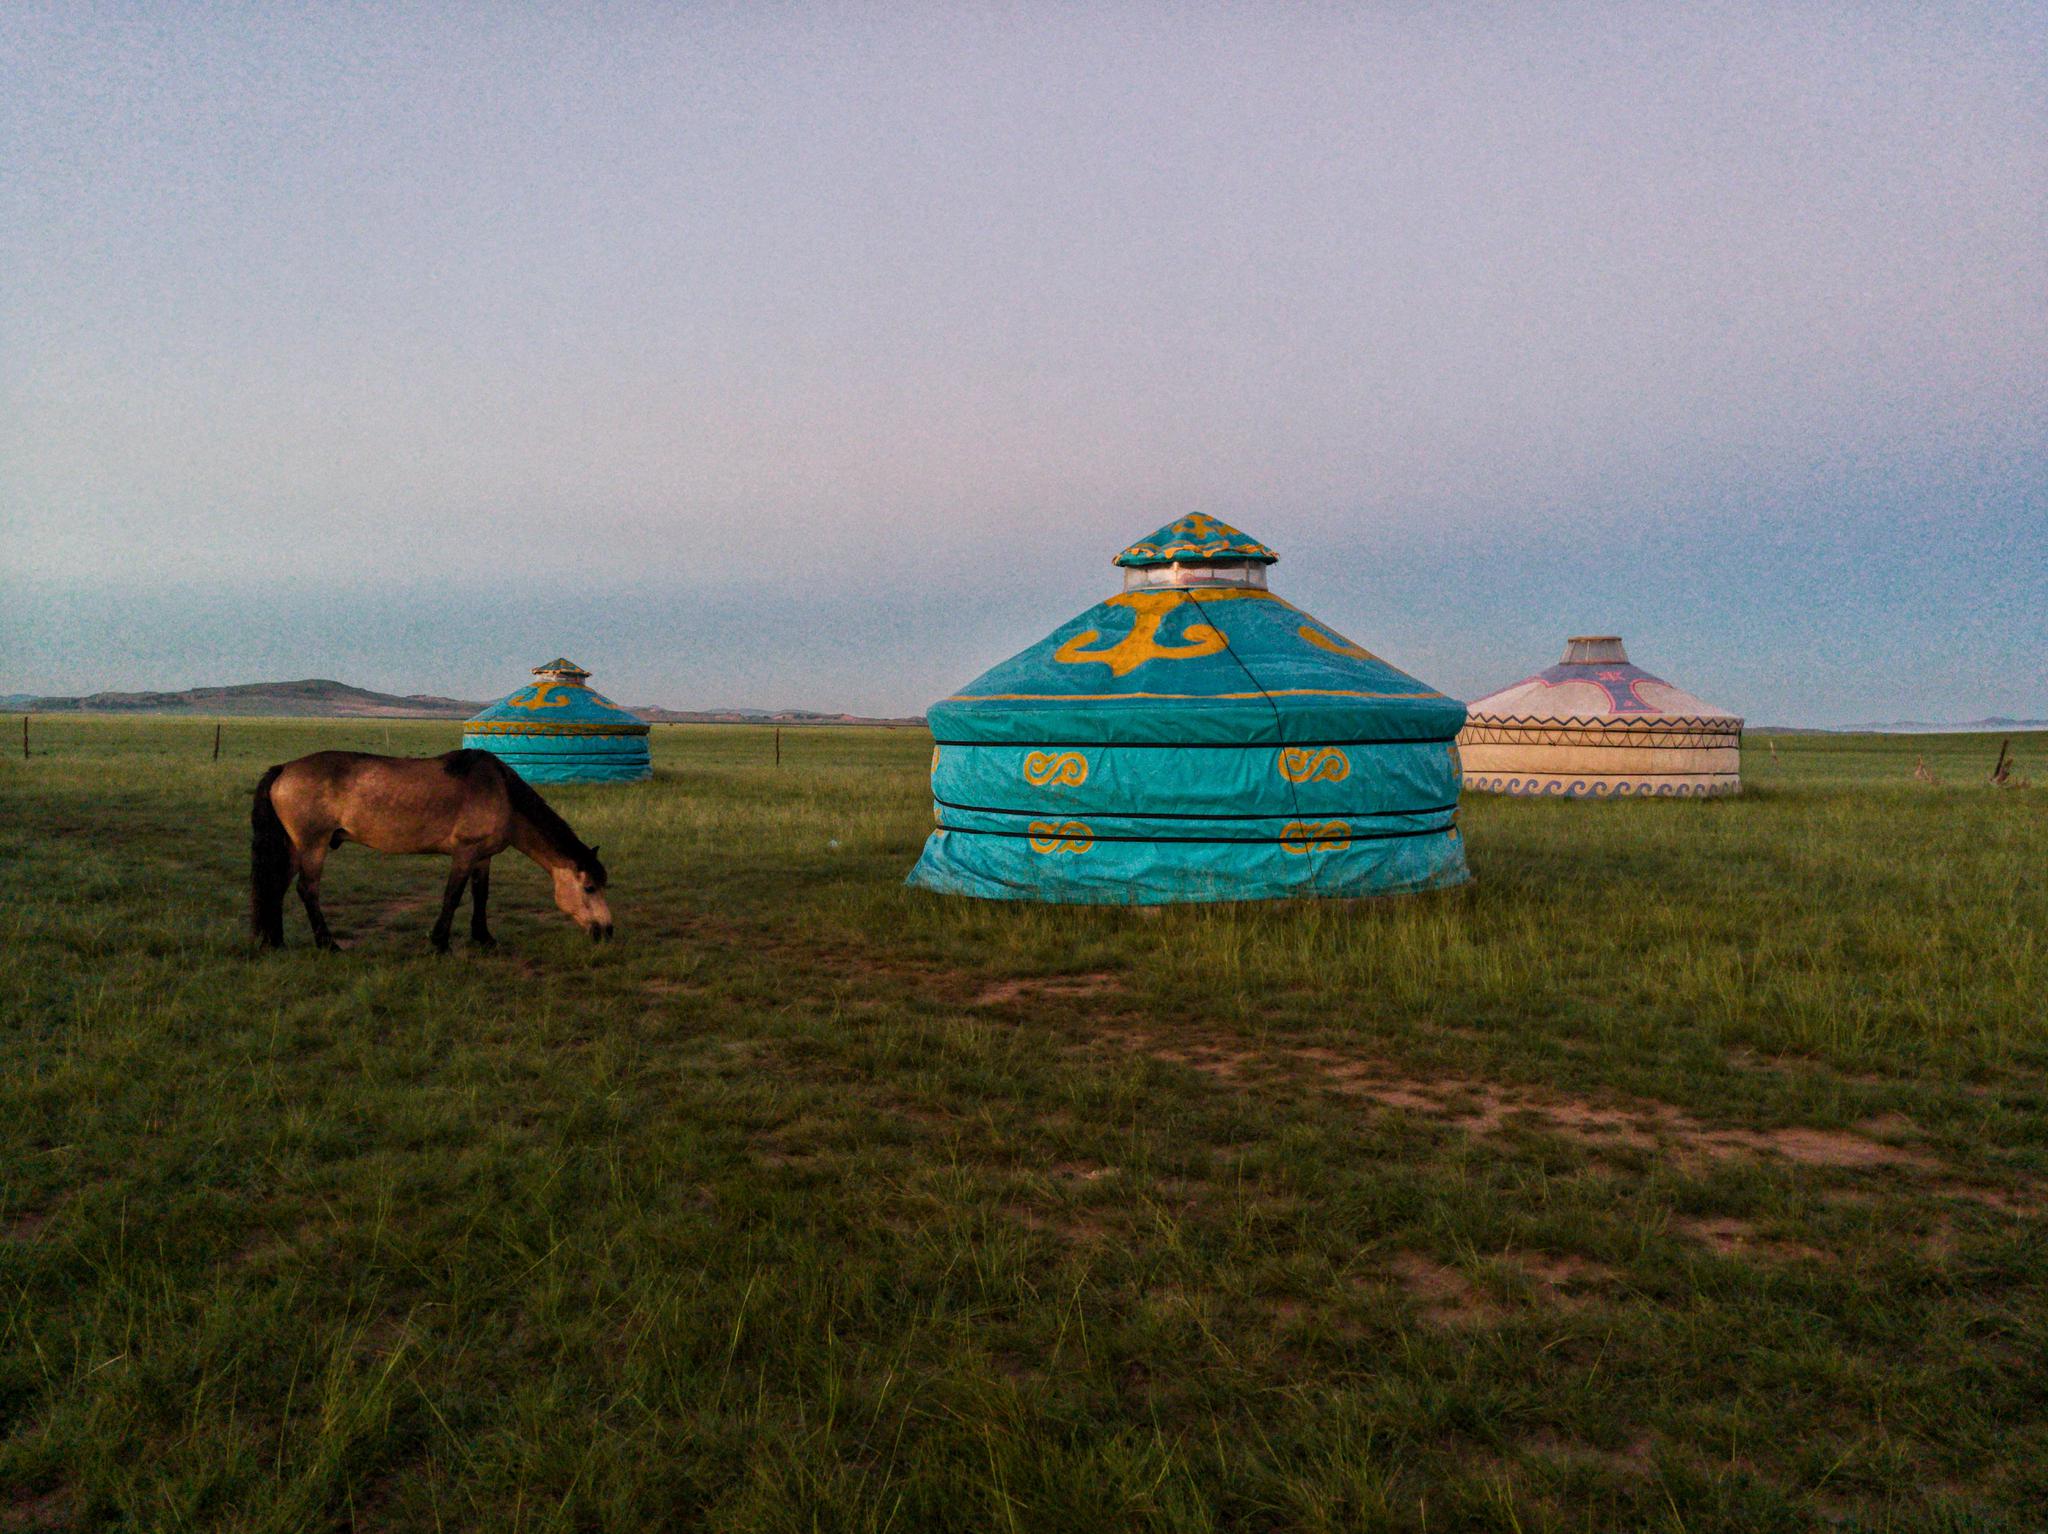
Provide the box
[250,765,293,948]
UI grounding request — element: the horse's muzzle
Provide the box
[591,923,615,943]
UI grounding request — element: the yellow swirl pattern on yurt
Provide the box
[1023,751,1089,786]
[1027,820,1094,853]
[507,682,576,710]
[930,745,941,776]
[1280,819,1352,854]
[1299,624,1376,661]
[1116,514,1279,566]
[1055,592,1229,676]
[1277,746,1351,783]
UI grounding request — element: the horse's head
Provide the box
[552,845,614,941]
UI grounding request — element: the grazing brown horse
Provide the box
[251,749,613,951]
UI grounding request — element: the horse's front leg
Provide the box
[429,858,474,954]
[468,859,495,950]
[295,840,343,952]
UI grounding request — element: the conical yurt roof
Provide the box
[928,519,1464,747]
[908,521,1470,904]
[1465,637,1738,726]
[462,657,652,783]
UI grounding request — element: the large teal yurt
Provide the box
[907,517,1469,904]
[462,658,652,783]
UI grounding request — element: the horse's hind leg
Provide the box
[429,859,474,954]
[468,860,495,949]
[295,840,342,952]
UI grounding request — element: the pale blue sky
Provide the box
[3,3,2042,722]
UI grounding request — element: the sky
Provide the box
[3,3,2043,724]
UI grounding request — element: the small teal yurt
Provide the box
[462,658,651,783]
[906,517,1469,904]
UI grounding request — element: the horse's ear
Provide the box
[589,844,601,857]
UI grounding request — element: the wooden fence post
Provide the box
[213,723,223,762]
[20,715,26,761]
[774,727,782,767]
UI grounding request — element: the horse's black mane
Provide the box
[448,751,606,885]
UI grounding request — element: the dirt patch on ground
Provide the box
[1089,1025,1254,1083]
[1739,1123,1937,1171]
[1385,1252,1501,1327]
[1260,1295,1312,1324]
[1045,1159,1121,1185]
[1,1207,53,1243]
[1521,1427,1656,1474]
[1503,1251,1622,1306]
[0,1485,70,1532]
[366,894,434,931]
[1006,1201,1119,1242]
[1675,1215,1830,1263]
[877,1096,965,1127]
[1096,1024,1969,1181]
[1329,1067,1937,1174]
[1931,1182,2045,1215]
[974,972,1123,1008]
[1534,1099,1662,1146]
[1381,1248,1619,1325]
[665,910,979,1002]
[1153,1042,1257,1082]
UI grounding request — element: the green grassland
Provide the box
[2,718,2043,1532]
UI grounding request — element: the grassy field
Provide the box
[2,717,2043,1532]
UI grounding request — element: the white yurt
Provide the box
[1459,636,1741,797]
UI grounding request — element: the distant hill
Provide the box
[12,679,922,727]
[1847,717,2048,734]
[1751,718,2048,735]
[22,679,485,719]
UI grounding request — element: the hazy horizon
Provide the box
[5,4,2043,726]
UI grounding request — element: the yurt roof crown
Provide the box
[1115,515,1278,591]
[1560,636,1627,664]
[465,659,642,728]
